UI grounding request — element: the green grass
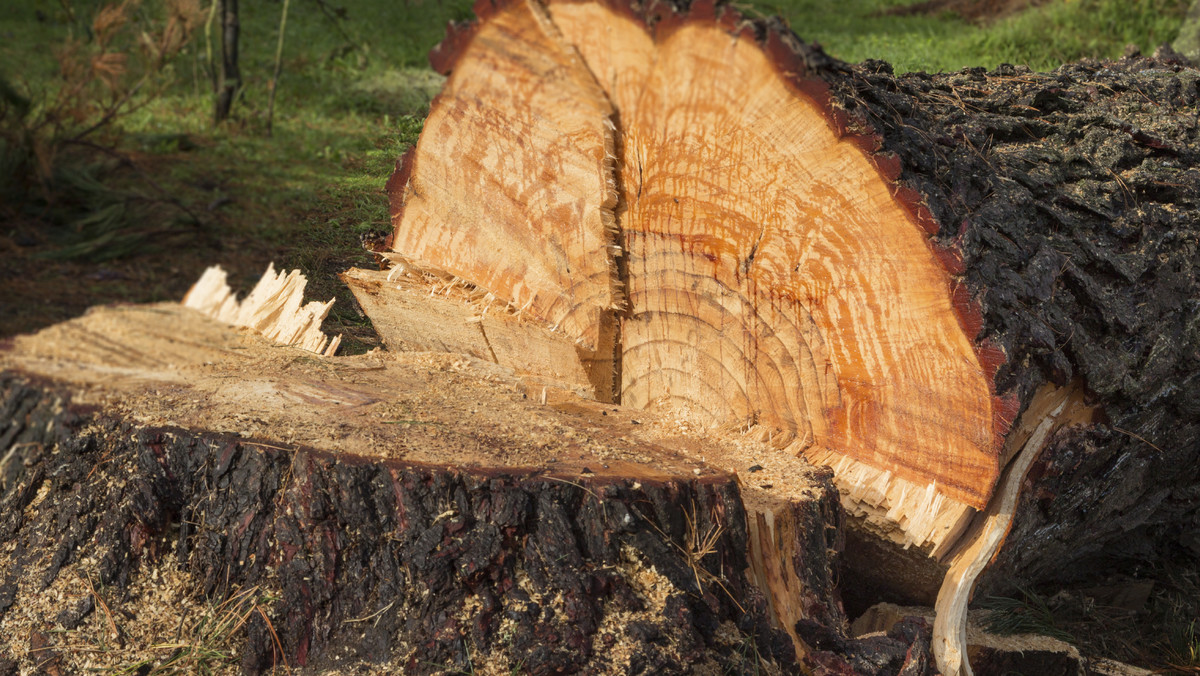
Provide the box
[765,0,1190,73]
[0,0,1192,349]
[981,587,1075,643]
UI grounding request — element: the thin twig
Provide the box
[629,503,746,614]
[65,77,147,144]
[59,138,205,227]
[540,475,602,502]
[1112,426,1165,454]
[343,600,395,626]
[311,0,357,47]
[81,573,120,642]
[242,441,294,452]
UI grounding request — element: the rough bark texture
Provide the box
[0,374,810,674]
[0,295,939,674]
[822,52,1200,590]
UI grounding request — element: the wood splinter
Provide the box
[185,263,342,356]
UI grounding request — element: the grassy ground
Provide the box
[777,0,1188,71]
[1,0,1197,671]
[0,0,458,348]
[0,0,1189,347]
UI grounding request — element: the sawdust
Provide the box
[0,551,235,675]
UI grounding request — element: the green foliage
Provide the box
[965,0,1191,71]
[1153,569,1200,674]
[1164,619,1200,672]
[35,161,198,262]
[0,0,205,259]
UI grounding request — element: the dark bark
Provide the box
[815,52,1200,591]
[0,373,876,674]
[214,0,240,123]
[802,616,936,676]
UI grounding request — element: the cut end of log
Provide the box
[380,7,1200,673]
[0,307,852,673]
[3,292,864,669]
[184,264,342,357]
[386,0,1006,549]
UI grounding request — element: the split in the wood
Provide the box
[10,0,1187,671]
[382,5,1015,661]
[385,0,1012,572]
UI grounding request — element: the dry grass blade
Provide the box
[81,572,121,643]
[109,585,293,675]
[980,587,1074,643]
[683,507,724,593]
[256,604,290,672]
[1159,619,1200,674]
[632,502,746,614]
[343,601,395,627]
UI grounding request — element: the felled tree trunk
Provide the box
[0,285,902,674]
[383,0,1200,673]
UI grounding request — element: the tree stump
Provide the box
[0,293,899,674]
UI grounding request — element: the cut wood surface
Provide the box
[3,0,1198,672]
[1,291,906,673]
[392,0,1009,562]
[2,302,717,480]
[386,1,1200,673]
[552,1,998,510]
[341,266,601,399]
[385,0,620,352]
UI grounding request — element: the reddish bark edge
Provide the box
[408,0,1014,476]
[427,0,517,75]
[381,148,417,252]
